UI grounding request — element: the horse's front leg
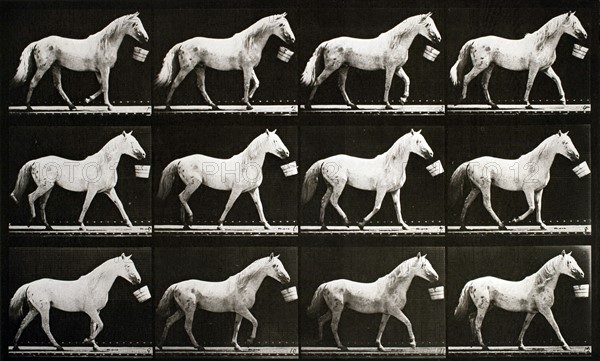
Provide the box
[524,66,540,109]
[99,67,113,111]
[534,189,547,230]
[543,67,566,106]
[84,319,100,351]
[248,69,260,99]
[509,189,535,225]
[538,307,570,350]
[104,188,133,228]
[78,188,99,231]
[383,66,396,109]
[218,188,243,230]
[238,308,259,345]
[83,310,103,351]
[248,188,271,230]
[391,189,410,230]
[358,189,386,230]
[232,313,245,351]
[375,314,391,351]
[389,308,416,348]
[242,66,254,110]
[395,67,410,105]
[85,72,103,104]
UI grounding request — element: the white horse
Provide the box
[449,131,580,230]
[10,131,147,231]
[157,129,290,230]
[11,12,149,111]
[156,253,291,351]
[450,12,587,109]
[9,254,142,351]
[301,129,434,230]
[307,252,439,351]
[455,250,585,351]
[301,13,441,110]
[155,13,295,110]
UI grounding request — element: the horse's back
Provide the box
[34,36,99,71]
[470,35,535,71]
[323,36,388,70]
[179,36,241,71]
[324,279,386,313]
[470,276,535,312]
[175,279,237,312]
[178,154,238,190]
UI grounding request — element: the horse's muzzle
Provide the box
[423,150,434,159]
[135,151,146,160]
[279,150,290,159]
[568,152,580,161]
[573,270,584,279]
[432,36,442,44]
[284,35,295,45]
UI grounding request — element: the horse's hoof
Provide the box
[490,104,499,110]
[196,345,206,351]
[156,345,163,350]
[45,225,54,231]
[246,337,255,345]
[13,346,20,351]
[320,225,328,231]
[107,105,114,111]
[263,224,272,230]
[540,223,548,230]
[349,104,359,110]
[385,104,394,110]
[217,224,225,231]
[482,345,490,351]
[400,97,408,104]
[165,105,172,111]
[211,105,220,110]
[357,221,366,230]
[402,224,411,231]
[182,224,191,231]
[525,105,533,110]
[26,105,33,111]
[409,341,417,349]
[377,345,387,352]
[498,224,508,231]
[339,346,348,351]
[69,105,78,111]
[56,346,64,351]
[246,105,253,111]
[519,345,527,351]
[459,225,468,231]
[85,98,92,104]
[562,344,571,351]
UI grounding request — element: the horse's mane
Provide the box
[99,134,125,163]
[240,15,278,52]
[96,14,131,50]
[235,257,268,290]
[534,255,560,286]
[383,133,410,168]
[385,15,420,48]
[529,13,567,50]
[243,133,267,160]
[79,257,116,282]
[383,257,413,285]
[525,134,555,161]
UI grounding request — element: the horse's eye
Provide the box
[272,264,277,268]
[279,23,285,27]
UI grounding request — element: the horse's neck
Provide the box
[236,260,267,294]
[385,261,415,292]
[80,260,119,294]
[93,19,126,54]
[533,257,560,291]
[241,19,272,52]
[532,17,566,51]
[241,137,267,166]
[522,137,557,171]
[384,136,410,169]
[385,20,419,49]
[94,137,124,169]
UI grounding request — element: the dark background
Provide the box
[447,246,591,347]
[153,124,298,226]
[7,247,153,346]
[445,7,592,104]
[300,246,445,347]
[8,126,152,227]
[152,9,298,107]
[7,8,152,107]
[154,246,298,347]
[301,125,445,226]
[298,5,444,105]
[446,124,591,226]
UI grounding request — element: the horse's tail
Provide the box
[11,42,37,88]
[11,161,34,205]
[454,281,474,320]
[450,40,474,86]
[9,284,30,323]
[300,41,327,87]
[154,43,181,88]
[157,159,179,200]
[301,160,323,204]
[306,283,327,318]
[448,162,469,207]
[156,284,178,318]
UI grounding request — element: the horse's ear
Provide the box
[568,251,572,256]
[126,254,132,259]
[417,252,422,259]
[564,12,574,23]
[121,253,126,258]
[417,129,422,134]
[422,254,427,259]
[122,130,127,137]
[410,129,415,135]
[557,130,563,137]
[420,12,431,22]
[564,131,569,135]
[561,250,566,256]
[281,12,287,18]
[273,129,277,134]
[128,130,133,135]
[275,254,280,259]
[269,252,274,261]
[129,11,139,19]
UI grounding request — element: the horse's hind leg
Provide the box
[543,67,566,106]
[306,65,339,109]
[166,65,194,110]
[178,180,201,230]
[358,189,386,230]
[26,66,51,110]
[39,188,54,230]
[157,309,184,349]
[183,305,204,350]
[375,314,391,351]
[38,303,63,350]
[474,303,490,350]
[460,66,486,103]
[320,186,333,230]
[194,66,219,110]
[523,66,540,109]
[13,308,39,350]
[330,309,347,350]
[337,66,357,109]
[317,310,332,341]
[51,66,76,110]
[480,65,498,109]
[249,187,271,230]
[460,188,481,231]
[517,312,536,350]
[328,182,350,227]
[480,183,506,230]
[538,307,570,350]
[27,183,54,226]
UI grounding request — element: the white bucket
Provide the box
[572,44,588,59]
[280,161,298,177]
[428,286,444,300]
[573,284,589,298]
[133,47,149,62]
[426,160,444,177]
[277,47,294,62]
[281,286,298,302]
[423,45,440,62]
[135,165,151,178]
[572,161,590,178]
[133,286,151,303]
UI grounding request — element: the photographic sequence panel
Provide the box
[300,125,445,235]
[447,246,591,357]
[153,123,298,235]
[7,8,152,115]
[152,9,298,114]
[8,126,153,236]
[8,247,153,358]
[446,124,591,235]
[299,246,445,358]
[298,4,444,114]
[154,246,298,358]
[446,7,592,114]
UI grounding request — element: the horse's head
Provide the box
[412,252,439,282]
[124,12,149,44]
[120,130,147,160]
[417,13,441,44]
[115,253,142,285]
[563,11,587,41]
[264,253,291,284]
[407,129,434,160]
[556,250,585,280]
[270,13,295,45]
[263,129,290,159]
[554,130,579,162]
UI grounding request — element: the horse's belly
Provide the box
[345,52,384,70]
[493,50,530,71]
